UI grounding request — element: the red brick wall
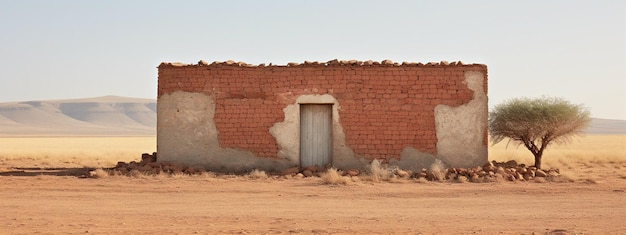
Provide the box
[158,61,488,160]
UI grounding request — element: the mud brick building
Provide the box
[157,60,488,172]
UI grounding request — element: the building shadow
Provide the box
[0,167,95,177]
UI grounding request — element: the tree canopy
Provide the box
[488,97,591,168]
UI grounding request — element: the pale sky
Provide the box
[1,1,624,119]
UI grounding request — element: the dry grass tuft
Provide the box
[89,168,110,178]
[387,175,403,183]
[320,168,352,185]
[247,169,268,179]
[456,175,469,183]
[429,159,446,181]
[129,169,147,178]
[169,172,187,179]
[366,159,392,182]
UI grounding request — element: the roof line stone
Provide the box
[158,59,486,68]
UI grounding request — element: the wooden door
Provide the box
[300,104,333,167]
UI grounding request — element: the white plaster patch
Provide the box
[157,91,291,172]
[433,71,488,168]
[268,104,300,163]
[269,94,367,169]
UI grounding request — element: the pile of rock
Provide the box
[436,160,560,182]
[279,160,560,183]
[279,165,330,177]
[108,152,207,176]
[398,160,560,182]
[161,59,485,68]
[105,153,560,183]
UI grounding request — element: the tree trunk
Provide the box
[534,154,542,169]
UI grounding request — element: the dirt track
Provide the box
[1,167,625,235]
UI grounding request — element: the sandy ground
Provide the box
[1,159,625,235]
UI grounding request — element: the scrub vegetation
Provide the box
[489,97,591,168]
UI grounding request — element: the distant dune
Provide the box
[0,96,155,136]
[0,96,624,136]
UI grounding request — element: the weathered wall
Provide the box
[157,60,488,172]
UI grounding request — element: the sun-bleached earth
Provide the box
[1,156,625,234]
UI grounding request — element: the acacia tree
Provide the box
[489,97,590,169]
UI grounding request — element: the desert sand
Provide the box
[1,163,625,234]
[1,135,625,234]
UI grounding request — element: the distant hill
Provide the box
[0,96,155,136]
[0,96,624,136]
[586,118,626,135]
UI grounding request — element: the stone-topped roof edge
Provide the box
[158,59,486,68]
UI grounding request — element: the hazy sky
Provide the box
[1,1,624,119]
